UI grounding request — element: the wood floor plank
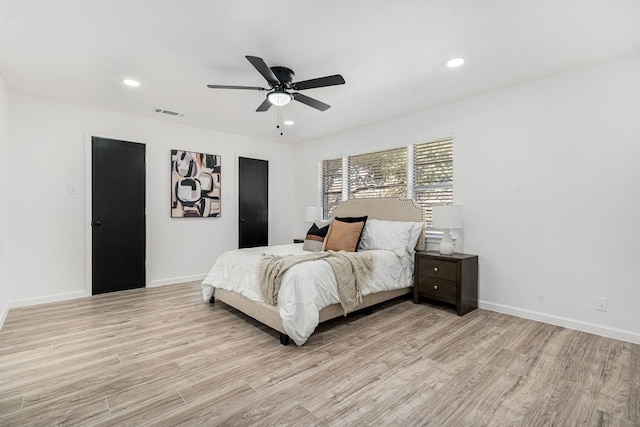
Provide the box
[628,344,640,424]
[153,381,259,426]
[0,395,110,426]
[595,340,633,421]
[0,394,23,417]
[93,390,186,427]
[0,281,638,426]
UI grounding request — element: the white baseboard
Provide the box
[149,274,207,288]
[8,291,88,310]
[479,300,640,345]
[0,301,9,330]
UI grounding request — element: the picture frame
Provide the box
[171,150,221,218]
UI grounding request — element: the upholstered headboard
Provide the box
[331,197,425,250]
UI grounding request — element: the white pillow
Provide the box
[405,221,424,255]
[359,219,424,257]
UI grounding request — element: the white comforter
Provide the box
[201,244,414,345]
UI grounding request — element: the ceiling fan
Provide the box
[207,56,345,112]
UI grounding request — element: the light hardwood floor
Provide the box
[0,281,638,426]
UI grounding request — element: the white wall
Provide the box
[0,73,9,324]
[7,94,295,306]
[293,52,640,344]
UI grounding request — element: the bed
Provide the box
[201,197,424,345]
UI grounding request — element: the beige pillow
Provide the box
[324,220,365,252]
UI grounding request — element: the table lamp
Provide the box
[432,205,463,255]
[303,206,322,223]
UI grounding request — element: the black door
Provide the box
[91,137,146,295]
[238,157,268,248]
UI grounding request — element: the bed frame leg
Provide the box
[209,296,215,303]
[279,333,290,346]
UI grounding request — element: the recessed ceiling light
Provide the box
[123,79,140,87]
[283,120,295,126]
[446,58,465,68]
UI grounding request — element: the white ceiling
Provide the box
[1,0,639,143]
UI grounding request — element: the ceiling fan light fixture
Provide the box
[267,90,292,106]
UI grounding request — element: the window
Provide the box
[319,137,453,227]
[320,158,343,219]
[348,147,407,199]
[412,138,454,225]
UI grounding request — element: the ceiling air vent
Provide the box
[153,108,184,117]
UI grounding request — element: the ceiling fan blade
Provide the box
[207,84,267,91]
[291,74,345,91]
[246,56,280,86]
[256,98,272,112]
[292,93,330,111]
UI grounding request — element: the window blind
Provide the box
[318,137,453,224]
[412,138,453,225]
[321,158,343,219]
[348,147,407,199]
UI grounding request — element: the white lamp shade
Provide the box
[303,206,322,223]
[267,91,292,106]
[432,205,463,229]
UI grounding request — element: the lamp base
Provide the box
[439,229,455,255]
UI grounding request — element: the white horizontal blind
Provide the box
[412,138,454,225]
[348,147,407,199]
[321,158,343,219]
[318,138,453,223]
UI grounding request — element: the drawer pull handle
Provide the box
[433,267,439,272]
[434,285,438,290]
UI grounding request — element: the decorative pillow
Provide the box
[359,219,424,257]
[334,216,368,224]
[324,218,367,252]
[302,220,331,252]
[329,216,368,250]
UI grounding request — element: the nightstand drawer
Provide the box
[417,258,457,281]
[417,277,457,302]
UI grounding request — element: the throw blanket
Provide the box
[258,250,377,314]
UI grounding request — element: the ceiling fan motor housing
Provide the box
[270,66,295,87]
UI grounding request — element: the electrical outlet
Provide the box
[595,297,608,312]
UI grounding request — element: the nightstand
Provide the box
[413,251,478,315]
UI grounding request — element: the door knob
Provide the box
[92,220,102,226]
[240,218,246,223]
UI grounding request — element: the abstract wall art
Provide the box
[171,150,221,218]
